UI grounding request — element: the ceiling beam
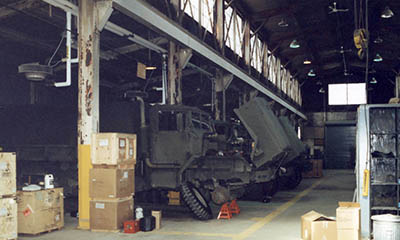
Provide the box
[0,0,43,19]
[104,37,168,58]
[0,25,54,50]
[251,5,295,22]
[113,0,307,119]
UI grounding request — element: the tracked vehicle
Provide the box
[124,96,305,220]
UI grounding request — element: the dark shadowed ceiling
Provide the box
[233,0,400,110]
[0,0,399,114]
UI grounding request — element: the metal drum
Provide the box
[371,214,400,240]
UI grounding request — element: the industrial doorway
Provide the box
[324,121,356,169]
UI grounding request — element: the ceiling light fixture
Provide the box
[145,66,157,70]
[381,6,394,18]
[319,87,325,93]
[278,19,289,28]
[373,53,383,62]
[308,69,316,77]
[374,36,383,44]
[290,39,300,49]
[303,58,312,65]
[316,81,322,85]
[370,77,378,84]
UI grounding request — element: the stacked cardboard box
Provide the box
[336,202,360,240]
[17,188,64,235]
[0,153,17,240]
[90,133,136,231]
[301,211,337,240]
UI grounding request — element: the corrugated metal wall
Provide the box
[325,123,356,169]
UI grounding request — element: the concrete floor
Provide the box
[19,170,355,240]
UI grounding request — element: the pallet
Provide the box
[0,194,16,199]
[92,162,135,169]
[91,229,121,233]
[19,227,63,236]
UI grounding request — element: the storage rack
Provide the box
[357,105,400,239]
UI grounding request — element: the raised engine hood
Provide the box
[234,97,294,168]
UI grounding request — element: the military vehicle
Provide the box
[126,96,305,220]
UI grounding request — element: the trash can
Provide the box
[371,214,400,240]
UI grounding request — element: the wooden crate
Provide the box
[0,197,17,240]
[302,159,323,178]
[167,191,181,206]
[92,133,137,166]
[17,188,64,235]
[0,152,16,197]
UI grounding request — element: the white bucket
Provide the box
[44,174,54,189]
[372,214,400,240]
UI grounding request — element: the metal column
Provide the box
[356,105,371,238]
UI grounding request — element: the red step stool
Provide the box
[229,199,240,214]
[217,203,232,219]
[124,220,140,233]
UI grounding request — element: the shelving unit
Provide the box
[357,105,400,239]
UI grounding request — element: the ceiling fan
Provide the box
[328,2,349,14]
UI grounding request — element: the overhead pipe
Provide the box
[55,11,78,87]
[43,0,167,88]
[161,54,167,104]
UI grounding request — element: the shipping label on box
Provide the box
[301,211,337,240]
[336,202,360,230]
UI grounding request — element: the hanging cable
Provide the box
[47,32,65,66]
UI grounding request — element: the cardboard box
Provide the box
[301,211,337,240]
[337,229,360,240]
[0,197,17,240]
[336,202,360,230]
[0,152,16,197]
[17,188,64,234]
[90,197,134,231]
[90,168,135,199]
[92,133,137,166]
[152,210,162,230]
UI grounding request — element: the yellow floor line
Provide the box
[151,231,235,238]
[233,179,324,240]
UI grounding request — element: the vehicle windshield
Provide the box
[191,112,214,132]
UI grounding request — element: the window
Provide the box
[159,111,185,131]
[224,5,243,57]
[180,0,214,33]
[328,83,366,105]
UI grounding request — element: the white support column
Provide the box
[77,0,111,230]
[167,41,183,104]
[214,0,224,55]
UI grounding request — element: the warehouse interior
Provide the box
[1,0,400,239]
